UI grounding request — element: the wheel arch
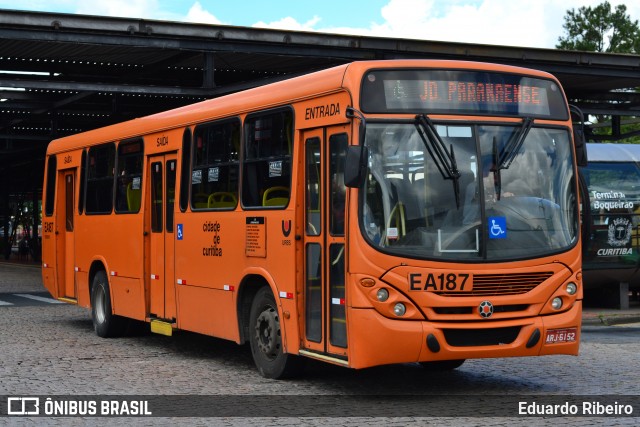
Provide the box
[88,257,109,299]
[237,272,279,345]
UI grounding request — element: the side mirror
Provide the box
[574,129,588,167]
[569,104,588,167]
[344,145,368,188]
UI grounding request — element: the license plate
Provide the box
[545,328,577,344]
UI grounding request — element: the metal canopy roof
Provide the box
[1,8,639,196]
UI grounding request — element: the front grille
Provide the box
[435,272,553,297]
[433,304,528,315]
[443,326,521,347]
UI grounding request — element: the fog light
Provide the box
[566,282,577,295]
[393,302,406,316]
[551,297,563,310]
[377,288,389,302]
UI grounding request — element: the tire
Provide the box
[90,270,127,338]
[248,286,303,379]
[420,359,465,371]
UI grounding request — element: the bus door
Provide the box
[148,153,178,322]
[302,127,349,358]
[55,169,77,299]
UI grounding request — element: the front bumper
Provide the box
[347,301,581,369]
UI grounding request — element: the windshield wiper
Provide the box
[491,117,533,200]
[415,114,461,208]
[496,117,533,170]
[491,136,501,201]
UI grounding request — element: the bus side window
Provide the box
[86,142,115,214]
[242,108,293,208]
[78,150,87,214]
[115,139,144,213]
[329,133,348,236]
[364,174,383,244]
[191,119,240,210]
[179,128,191,212]
[44,155,57,216]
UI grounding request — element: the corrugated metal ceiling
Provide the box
[0,9,638,195]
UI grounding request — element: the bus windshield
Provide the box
[361,122,578,261]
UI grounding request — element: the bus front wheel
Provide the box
[91,270,127,338]
[248,286,302,379]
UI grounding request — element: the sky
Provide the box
[1,0,639,49]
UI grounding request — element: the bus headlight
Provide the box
[376,288,389,302]
[551,297,563,310]
[366,284,425,320]
[566,282,577,295]
[393,303,406,317]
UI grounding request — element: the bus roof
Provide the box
[586,143,640,163]
[46,59,562,155]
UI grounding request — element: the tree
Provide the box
[557,2,640,144]
[556,1,640,53]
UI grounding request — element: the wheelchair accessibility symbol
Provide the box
[488,217,506,239]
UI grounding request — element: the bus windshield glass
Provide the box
[361,69,569,120]
[361,122,578,261]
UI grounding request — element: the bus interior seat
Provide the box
[384,201,406,245]
[422,168,463,228]
[439,170,476,227]
[263,186,289,207]
[412,177,429,226]
[208,192,237,208]
[390,177,424,229]
[193,193,209,209]
[126,181,141,212]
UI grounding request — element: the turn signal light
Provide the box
[360,278,376,287]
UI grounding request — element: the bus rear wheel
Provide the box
[91,270,127,338]
[420,359,465,371]
[249,286,302,379]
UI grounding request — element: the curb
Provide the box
[582,315,640,326]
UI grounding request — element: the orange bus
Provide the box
[41,60,586,378]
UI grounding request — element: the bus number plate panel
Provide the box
[408,272,473,292]
[545,328,577,344]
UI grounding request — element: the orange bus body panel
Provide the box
[41,59,582,373]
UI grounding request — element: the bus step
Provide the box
[298,349,349,366]
[150,320,173,337]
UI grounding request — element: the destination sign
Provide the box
[361,69,569,119]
